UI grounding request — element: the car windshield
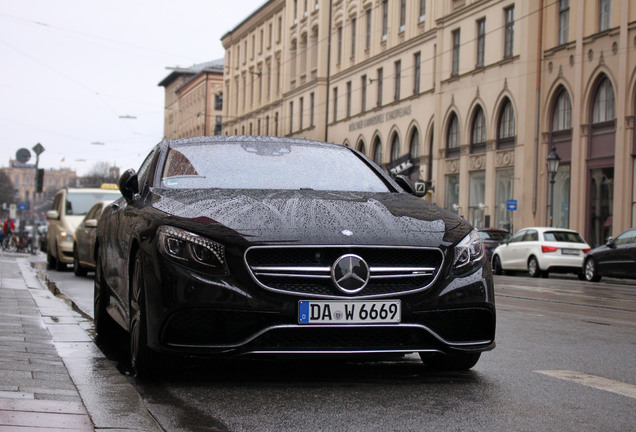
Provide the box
[160,142,391,193]
[66,192,120,215]
[543,230,585,243]
[479,231,510,241]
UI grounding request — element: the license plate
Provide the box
[298,300,401,324]
[561,249,579,256]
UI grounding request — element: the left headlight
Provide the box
[157,226,229,276]
[452,229,485,274]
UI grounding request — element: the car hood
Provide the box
[149,189,468,247]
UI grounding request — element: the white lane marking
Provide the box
[536,370,636,400]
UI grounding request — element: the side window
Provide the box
[86,205,100,221]
[137,148,159,190]
[614,231,635,246]
[523,230,538,241]
[509,230,526,243]
[52,194,62,213]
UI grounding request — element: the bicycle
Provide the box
[1,230,33,253]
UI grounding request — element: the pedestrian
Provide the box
[2,217,15,236]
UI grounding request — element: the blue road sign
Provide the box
[17,202,28,211]
[506,199,518,211]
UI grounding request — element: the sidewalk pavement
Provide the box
[0,251,163,431]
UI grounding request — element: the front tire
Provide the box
[73,245,87,277]
[420,352,481,370]
[94,251,117,341]
[584,257,601,282]
[528,256,543,278]
[129,252,157,377]
[492,255,503,275]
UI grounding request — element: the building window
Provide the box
[310,92,315,127]
[410,128,420,160]
[278,17,282,42]
[471,107,486,153]
[592,77,615,124]
[599,0,611,32]
[399,0,406,32]
[390,133,400,162]
[333,87,338,122]
[394,60,401,101]
[361,75,367,113]
[552,90,572,131]
[451,29,460,76]
[495,168,514,231]
[358,139,366,155]
[468,171,486,228]
[299,96,304,130]
[214,115,222,135]
[447,113,460,156]
[497,99,516,149]
[382,0,388,41]
[373,136,383,165]
[504,6,514,58]
[337,26,343,64]
[376,67,383,107]
[365,9,372,50]
[476,18,485,68]
[446,174,460,214]
[289,101,294,133]
[351,17,357,58]
[346,81,352,118]
[559,0,570,45]
[419,0,426,23]
[413,52,421,94]
[215,93,223,110]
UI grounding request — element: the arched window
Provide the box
[552,89,572,131]
[446,113,460,156]
[592,77,615,124]
[390,133,400,162]
[409,128,420,160]
[497,99,515,149]
[357,139,366,155]
[373,136,383,165]
[471,106,486,153]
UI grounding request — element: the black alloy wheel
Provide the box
[584,257,601,282]
[129,252,157,377]
[93,251,116,341]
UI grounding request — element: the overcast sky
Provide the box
[0,0,265,176]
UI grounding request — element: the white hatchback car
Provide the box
[491,227,591,278]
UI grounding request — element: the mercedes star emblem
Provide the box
[331,254,370,294]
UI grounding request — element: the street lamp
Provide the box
[546,145,561,227]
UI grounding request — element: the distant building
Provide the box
[219,0,636,246]
[1,161,77,205]
[158,59,225,139]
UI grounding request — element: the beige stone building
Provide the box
[216,0,636,246]
[159,59,225,139]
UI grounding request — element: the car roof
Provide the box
[519,227,581,233]
[164,135,343,150]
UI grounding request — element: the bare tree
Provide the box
[82,161,118,187]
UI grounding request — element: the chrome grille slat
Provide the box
[244,245,445,299]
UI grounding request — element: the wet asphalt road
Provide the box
[42,260,636,432]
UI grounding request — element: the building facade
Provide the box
[159,59,225,139]
[215,0,636,246]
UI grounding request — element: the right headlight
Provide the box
[157,226,229,276]
[452,229,485,274]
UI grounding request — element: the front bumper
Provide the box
[141,251,496,358]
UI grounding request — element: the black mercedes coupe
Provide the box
[94,136,495,375]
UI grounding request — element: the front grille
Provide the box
[245,246,444,298]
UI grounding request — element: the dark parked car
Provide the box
[94,136,495,375]
[583,228,636,282]
[478,228,510,261]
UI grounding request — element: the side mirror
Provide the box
[85,219,98,228]
[118,169,139,203]
[46,210,60,220]
[606,237,615,247]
